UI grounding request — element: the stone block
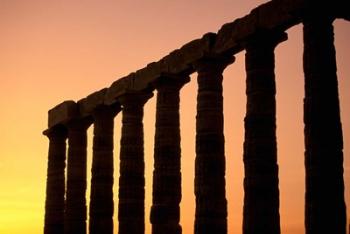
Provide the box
[256,0,301,31]
[334,0,350,20]
[78,88,107,116]
[159,49,191,75]
[132,62,161,91]
[213,14,257,54]
[179,33,216,64]
[104,74,133,105]
[48,101,79,128]
[159,34,216,75]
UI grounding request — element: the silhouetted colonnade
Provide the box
[43,0,349,233]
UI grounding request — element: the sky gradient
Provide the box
[1,0,349,233]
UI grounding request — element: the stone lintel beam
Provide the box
[302,0,350,20]
[213,0,302,55]
[48,100,79,129]
[47,0,349,128]
[104,74,135,105]
[78,88,108,117]
[160,33,216,74]
[104,33,216,106]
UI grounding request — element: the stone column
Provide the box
[242,31,286,234]
[303,15,346,234]
[118,91,153,234]
[194,55,234,234]
[44,125,68,234]
[150,75,190,234]
[64,119,92,234]
[89,104,121,234]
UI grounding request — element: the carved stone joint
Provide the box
[193,54,235,74]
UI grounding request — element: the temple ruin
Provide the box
[43,0,349,233]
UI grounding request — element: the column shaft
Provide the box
[303,16,346,234]
[243,31,286,234]
[64,119,91,234]
[89,105,120,234]
[150,76,189,234]
[194,56,234,234]
[118,92,153,234]
[44,126,68,234]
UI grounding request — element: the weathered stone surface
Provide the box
[118,91,153,234]
[194,55,234,234]
[78,88,107,117]
[104,74,134,105]
[48,101,78,128]
[242,31,286,234]
[180,33,214,64]
[303,16,346,234]
[214,0,303,55]
[301,0,350,19]
[43,1,350,233]
[150,75,190,234]
[255,0,301,31]
[44,125,67,234]
[89,104,121,234]
[64,119,92,234]
[133,62,162,91]
[159,49,190,75]
[213,15,258,55]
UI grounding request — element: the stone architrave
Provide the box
[150,74,190,234]
[118,91,153,234]
[43,125,68,234]
[64,119,92,234]
[303,15,346,234]
[89,104,121,234]
[194,55,234,234]
[242,31,287,234]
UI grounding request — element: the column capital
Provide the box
[117,91,153,108]
[43,124,68,139]
[65,117,93,131]
[92,103,121,120]
[193,54,235,74]
[153,73,190,91]
[243,30,288,50]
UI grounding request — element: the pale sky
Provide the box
[0,1,349,233]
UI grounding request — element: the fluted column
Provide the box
[44,125,68,234]
[242,31,287,234]
[89,104,121,234]
[64,119,92,234]
[150,75,190,234]
[194,55,234,234]
[118,91,153,234]
[303,15,346,234]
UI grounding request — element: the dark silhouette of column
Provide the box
[89,104,121,234]
[243,31,287,234]
[64,119,92,234]
[303,15,346,234]
[194,55,234,234]
[118,91,153,234]
[150,75,190,234]
[44,125,68,234]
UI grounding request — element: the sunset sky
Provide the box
[1,0,349,233]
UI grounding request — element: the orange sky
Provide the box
[0,1,349,233]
